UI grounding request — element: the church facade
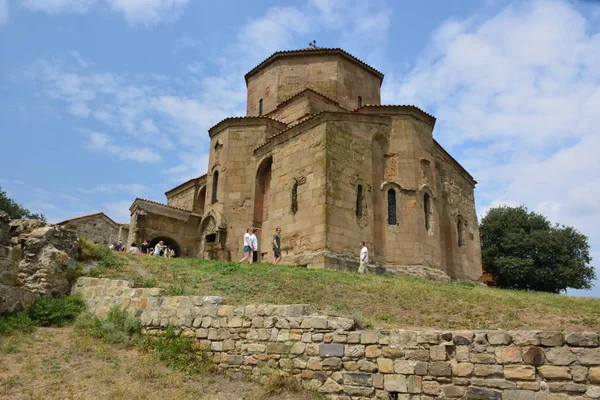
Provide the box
[127,48,482,282]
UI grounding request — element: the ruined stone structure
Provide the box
[0,213,80,314]
[127,48,482,281]
[57,212,128,246]
[74,277,600,400]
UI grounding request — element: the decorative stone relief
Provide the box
[384,154,399,180]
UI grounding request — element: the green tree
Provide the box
[480,205,595,293]
[0,186,45,221]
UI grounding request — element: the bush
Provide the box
[27,295,86,327]
[0,312,36,336]
[80,237,125,272]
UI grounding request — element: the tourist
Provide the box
[250,228,259,263]
[358,241,368,274]
[272,227,282,264]
[141,240,150,255]
[110,240,123,252]
[128,243,140,254]
[239,228,253,263]
[153,240,166,256]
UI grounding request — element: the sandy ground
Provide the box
[0,327,318,400]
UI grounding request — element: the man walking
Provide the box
[358,241,368,274]
[250,228,259,263]
[272,227,282,264]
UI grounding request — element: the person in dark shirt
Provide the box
[141,240,150,255]
[272,227,282,265]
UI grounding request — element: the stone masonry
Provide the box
[0,214,80,314]
[74,277,600,400]
[125,47,482,283]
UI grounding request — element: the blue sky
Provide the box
[1,0,599,297]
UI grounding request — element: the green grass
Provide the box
[0,295,87,336]
[88,253,600,331]
[75,306,213,374]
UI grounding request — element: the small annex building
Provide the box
[57,212,128,246]
[126,47,483,281]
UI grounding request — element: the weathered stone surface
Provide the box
[578,348,600,366]
[538,366,571,380]
[502,389,535,400]
[471,353,496,364]
[496,347,523,364]
[488,332,512,345]
[465,386,502,399]
[443,385,466,397]
[429,361,452,376]
[384,374,407,392]
[512,331,541,346]
[453,362,474,377]
[470,378,516,390]
[377,358,394,373]
[319,378,343,393]
[547,382,587,393]
[344,372,372,387]
[566,332,599,347]
[545,347,577,366]
[523,347,545,366]
[361,331,379,344]
[539,332,565,347]
[422,381,440,396]
[504,365,536,381]
[589,367,600,384]
[474,364,504,377]
[320,343,344,357]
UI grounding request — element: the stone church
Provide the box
[127,47,482,282]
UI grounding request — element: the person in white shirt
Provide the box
[358,241,368,274]
[239,228,253,263]
[250,228,259,263]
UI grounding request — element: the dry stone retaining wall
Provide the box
[73,277,600,399]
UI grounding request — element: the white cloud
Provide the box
[106,0,190,26]
[21,0,190,26]
[0,0,9,25]
[22,0,97,14]
[84,183,149,195]
[386,0,600,294]
[87,132,162,163]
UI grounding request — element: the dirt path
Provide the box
[0,328,318,400]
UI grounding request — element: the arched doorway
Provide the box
[149,237,181,257]
[254,156,272,226]
[195,186,206,214]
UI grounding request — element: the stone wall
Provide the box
[60,214,119,246]
[74,277,600,400]
[0,214,80,314]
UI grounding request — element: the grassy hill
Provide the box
[91,253,600,332]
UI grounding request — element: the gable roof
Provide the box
[245,48,384,84]
[57,212,121,227]
[352,104,436,127]
[269,88,347,113]
[132,198,194,213]
[164,174,207,196]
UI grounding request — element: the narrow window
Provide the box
[357,96,362,108]
[356,184,363,218]
[457,220,464,247]
[291,181,298,214]
[258,98,263,116]
[211,170,219,204]
[387,189,397,225]
[424,193,431,230]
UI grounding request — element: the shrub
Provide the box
[0,312,36,336]
[27,295,86,327]
[80,237,125,272]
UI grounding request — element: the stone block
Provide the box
[586,385,600,399]
[344,372,372,387]
[444,385,466,398]
[357,359,378,372]
[377,358,394,373]
[384,374,407,393]
[539,332,565,347]
[470,378,516,390]
[547,382,587,393]
[322,357,342,369]
[488,332,512,345]
[227,355,245,365]
[590,367,600,384]
[466,387,502,399]
[453,362,474,377]
[430,345,448,361]
[512,331,541,346]
[345,345,365,358]
[538,366,571,380]
[407,375,421,394]
[307,357,323,371]
[429,361,452,376]
[474,364,504,377]
[361,330,379,344]
[566,332,599,347]
[545,347,577,366]
[496,347,522,364]
[318,378,343,393]
[523,347,545,366]
[343,385,374,396]
[290,342,305,354]
[394,360,416,374]
[320,343,344,357]
[578,348,600,365]
[365,345,381,358]
[422,381,440,396]
[266,342,288,354]
[471,352,496,364]
[504,365,536,381]
[502,389,535,400]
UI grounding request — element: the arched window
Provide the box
[424,193,431,230]
[211,170,219,204]
[357,96,363,108]
[258,98,263,116]
[457,219,464,247]
[387,189,397,225]
[356,184,363,218]
[291,181,298,214]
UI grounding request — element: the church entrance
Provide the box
[149,237,181,257]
